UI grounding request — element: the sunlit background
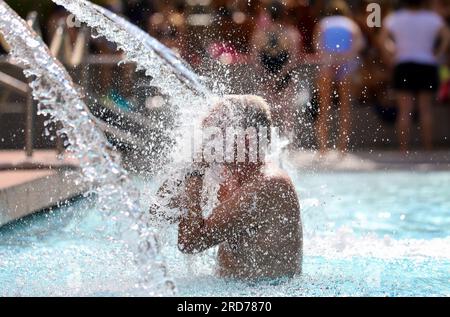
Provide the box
[1,0,450,297]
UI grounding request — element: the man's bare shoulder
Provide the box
[256,164,300,214]
[260,164,296,193]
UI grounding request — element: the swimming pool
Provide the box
[1,171,449,296]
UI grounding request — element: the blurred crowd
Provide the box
[2,0,450,152]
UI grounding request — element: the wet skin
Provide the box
[177,163,303,280]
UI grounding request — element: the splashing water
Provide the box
[52,0,215,167]
[0,1,174,295]
[90,2,208,97]
[51,0,228,216]
[2,0,294,296]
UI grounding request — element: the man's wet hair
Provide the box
[201,95,272,164]
[205,94,272,142]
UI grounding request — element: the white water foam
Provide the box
[0,2,174,296]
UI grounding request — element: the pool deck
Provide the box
[288,150,450,172]
[0,150,84,227]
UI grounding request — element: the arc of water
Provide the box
[49,0,229,269]
[91,2,208,97]
[0,1,175,296]
[52,0,216,169]
[52,0,210,107]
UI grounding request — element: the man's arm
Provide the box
[436,25,450,61]
[378,26,396,67]
[378,15,396,67]
[178,176,257,254]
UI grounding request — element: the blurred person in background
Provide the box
[380,0,450,151]
[354,1,394,115]
[234,0,262,55]
[207,4,244,65]
[252,0,272,31]
[209,0,259,59]
[432,0,450,23]
[287,0,324,54]
[46,5,70,42]
[431,0,450,104]
[250,0,302,137]
[89,0,137,112]
[313,0,364,153]
[46,5,83,62]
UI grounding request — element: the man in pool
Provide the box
[152,95,302,280]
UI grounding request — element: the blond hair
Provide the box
[204,94,272,141]
[202,95,272,164]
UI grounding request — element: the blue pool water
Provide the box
[1,171,449,296]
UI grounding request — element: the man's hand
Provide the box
[148,177,184,223]
[178,175,205,253]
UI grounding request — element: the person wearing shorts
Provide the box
[381,0,450,151]
[313,0,364,153]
